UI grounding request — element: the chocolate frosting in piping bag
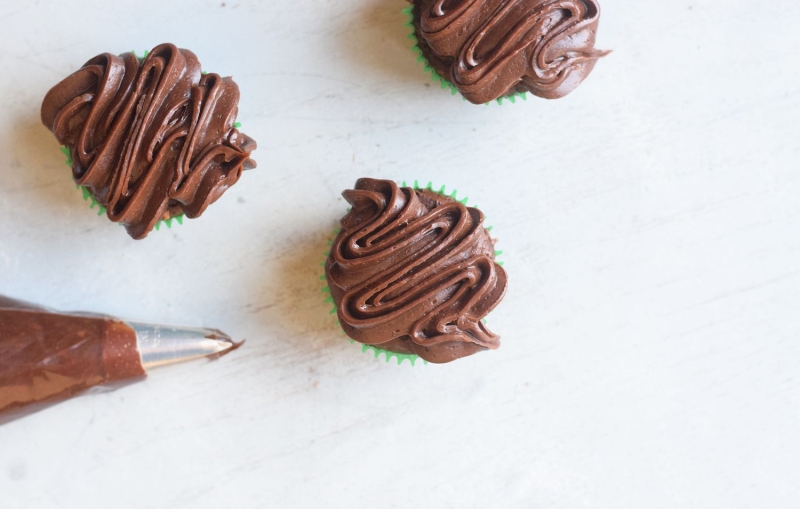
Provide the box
[0,296,239,418]
[0,297,143,415]
[325,179,507,363]
[413,0,609,104]
[41,43,256,239]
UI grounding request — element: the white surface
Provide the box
[1,0,799,507]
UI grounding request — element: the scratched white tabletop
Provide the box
[2,1,799,508]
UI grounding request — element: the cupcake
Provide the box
[40,43,256,239]
[404,0,609,105]
[324,178,507,364]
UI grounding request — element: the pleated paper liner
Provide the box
[320,179,505,366]
[402,5,528,106]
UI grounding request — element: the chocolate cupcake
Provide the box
[324,178,507,364]
[404,0,609,104]
[41,43,256,239]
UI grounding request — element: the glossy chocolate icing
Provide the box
[412,0,609,104]
[41,43,256,239]
[0,296,144,414]
[325,179,507,363]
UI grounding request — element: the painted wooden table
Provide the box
[1,1,799,507]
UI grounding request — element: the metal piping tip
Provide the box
[129,322,243,370]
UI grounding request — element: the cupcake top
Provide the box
[41,43,256,239]
[325,178,507,363]
[411,0,609,104]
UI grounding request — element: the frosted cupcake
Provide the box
[41,43,256,239]
[324,178,507,364]
[404,0,609,104]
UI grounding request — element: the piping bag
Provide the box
[0,295,242,418]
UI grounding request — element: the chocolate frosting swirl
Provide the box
[41,43,256,239]
[413,0,609,104]
[325,179,507,363]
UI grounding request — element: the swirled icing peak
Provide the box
[325,179,508,363]
[412,0,609,104]
[41,43,256,239]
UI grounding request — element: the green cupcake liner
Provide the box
[402,5,528,106]
[320,179,505,366]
